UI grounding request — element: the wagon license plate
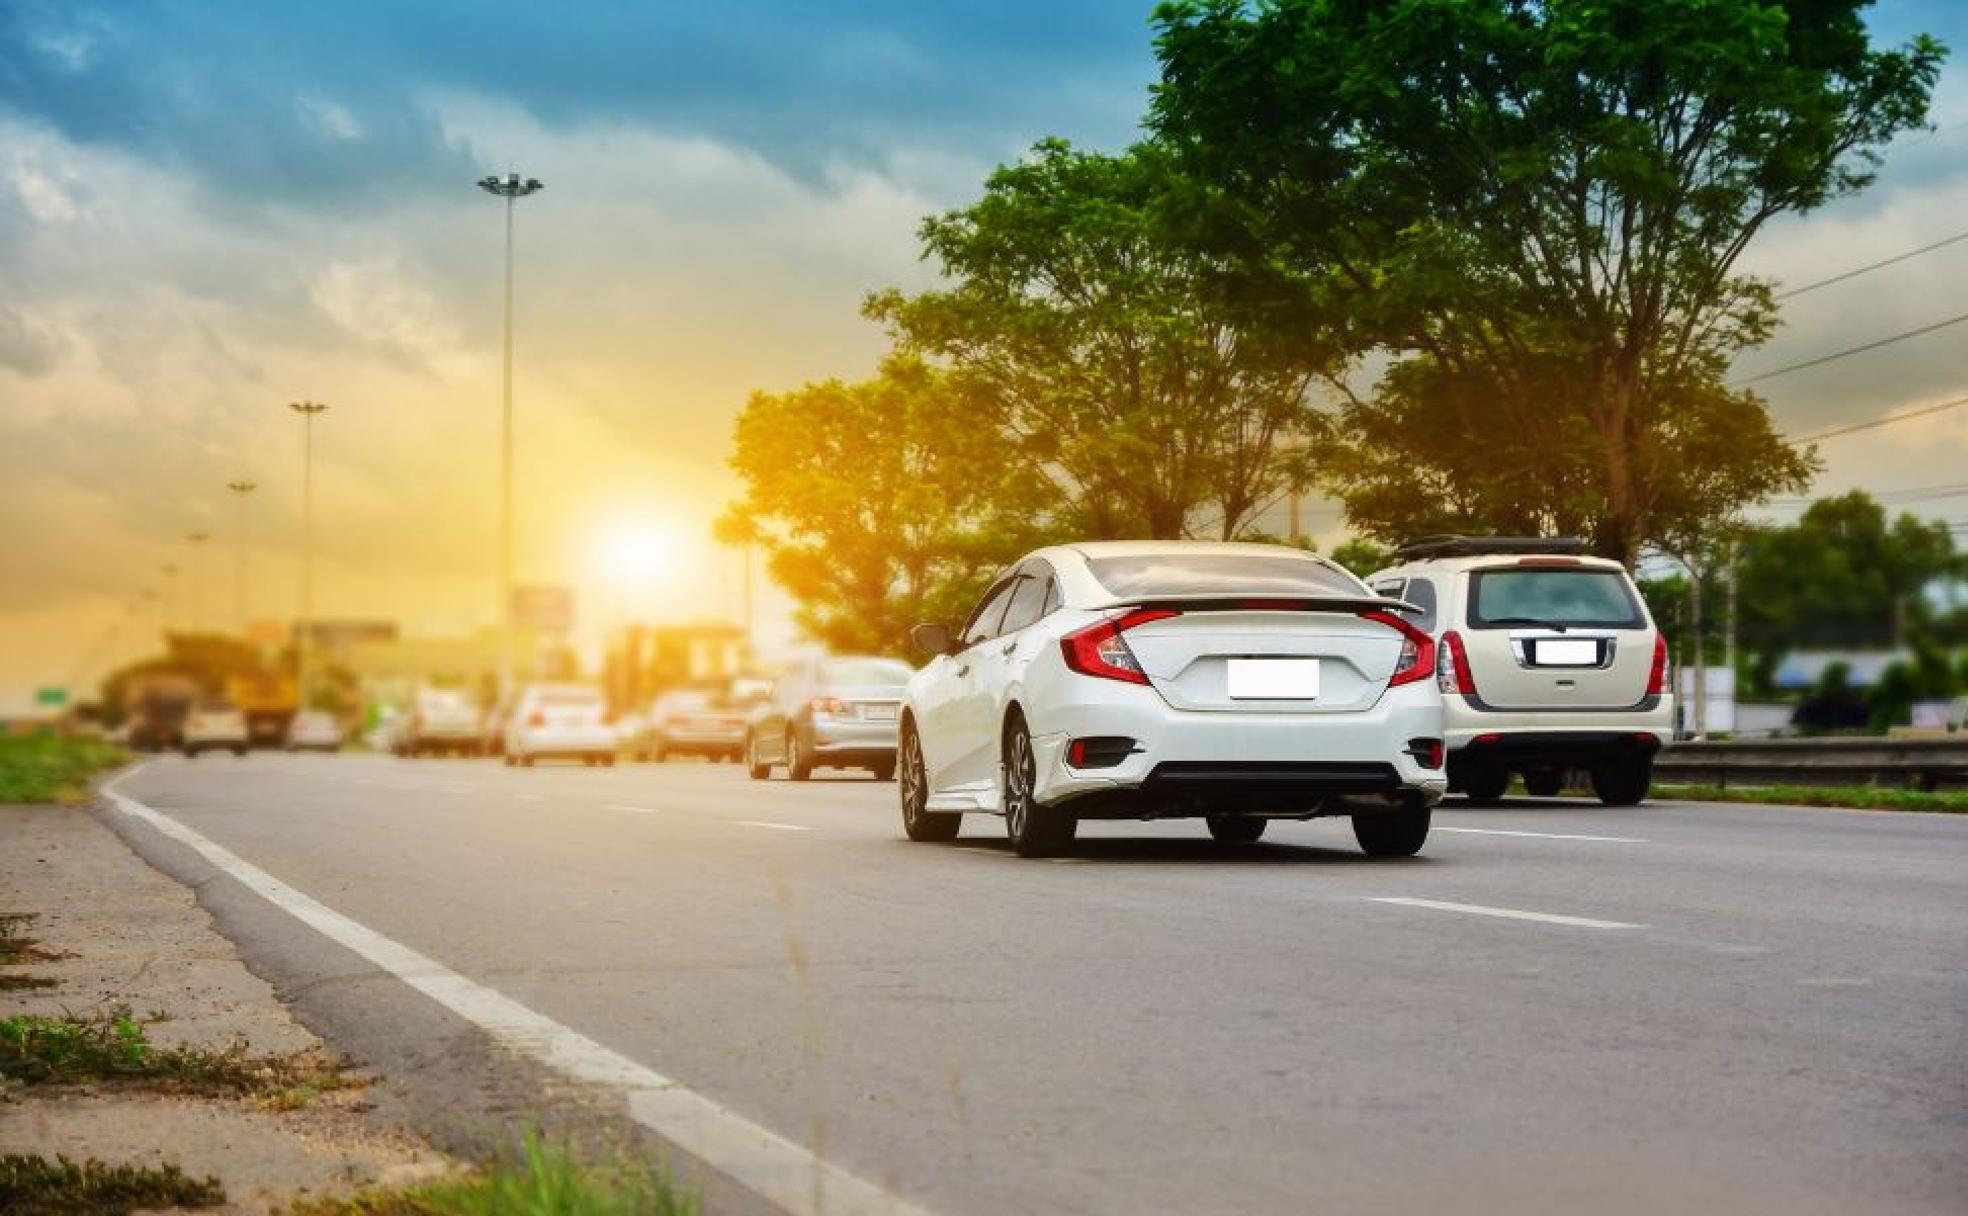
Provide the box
[1534,638,1599,666]
[1227,658,1320,700]
[862,704,898,721]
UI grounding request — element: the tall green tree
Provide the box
[868,139,1332,541]
[721,357,1045,655]
[1735,491,1962,654]
[1152,0,1943,562]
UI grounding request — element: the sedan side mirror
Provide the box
[910,622,957,657]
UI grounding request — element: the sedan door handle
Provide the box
[956,665,971,678]
[999,642,1018,656]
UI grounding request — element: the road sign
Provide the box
[35,686,66,708]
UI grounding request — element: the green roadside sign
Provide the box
[35,686,66,708]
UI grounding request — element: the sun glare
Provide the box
[598,522,680,589]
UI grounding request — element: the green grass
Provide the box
[0,736,128,804]
[1656,784,1968,813]
[0,1153,225,1214]
[0,1008,356,1102]
[290,1132,698,1216]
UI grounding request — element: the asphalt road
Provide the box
[103,752,1967,1216]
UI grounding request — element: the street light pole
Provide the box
[186,532,210,634]
[289,402,329,709]
[227,480,257,637]
[477,171,544,701]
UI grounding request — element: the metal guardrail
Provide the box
[1655,737,1968,791]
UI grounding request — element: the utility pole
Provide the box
[186,532,210,634]
[289,402,329,709]
[227,480,257,636]
[477,170,545,701]
[1687,550,1707,739]
[1724,537,1740,700]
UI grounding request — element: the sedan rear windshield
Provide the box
[1084,553,1366,599]
[819,659,913,686]
[1468,569,1644,629]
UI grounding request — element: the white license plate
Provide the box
[863,704,898,721]
[1227,658,1320,700]
[1535,638,1599,666]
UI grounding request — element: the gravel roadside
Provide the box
[1,801,449,1213]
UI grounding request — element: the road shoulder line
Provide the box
[101,766,931,1216]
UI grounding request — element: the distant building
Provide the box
[605,623,754,714]
[1770,649,1911,691]
[344,628,574,707]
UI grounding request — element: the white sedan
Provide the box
[899,541,1447,857]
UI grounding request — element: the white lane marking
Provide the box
[102,767,930,1216]
[738,821,813,832]
[1434,826,1645,843]
[609,804,662,815]
[1369,897,1645,930]
[514,794,547,802]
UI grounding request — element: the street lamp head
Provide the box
[477,172,543,198]
[228,480,258,494]
[288,400,329,416]
[188,532,210,543]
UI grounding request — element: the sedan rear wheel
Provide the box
[1591,757,1652,807]
[786,729,814,781]
[1206,815,1267,844]
[899,725,960,842]
[1003,717,1073,858]
[1353,800,1431,858]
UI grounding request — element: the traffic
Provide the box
[107,533,1677,865]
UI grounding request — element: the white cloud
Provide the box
[298,96,363,142]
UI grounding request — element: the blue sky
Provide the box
[0,0,1963,709]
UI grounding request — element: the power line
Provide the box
[1788,394,1968,444]
[1770,479,1968,505]
[1776,228,1968,299]
[1735,312,1968,386]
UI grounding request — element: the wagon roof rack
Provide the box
[1393,535,1590,561]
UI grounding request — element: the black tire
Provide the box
[871,759,896,782]
[233,746,248,758]
[744,732,771,780]
[1002,716,1074,858]
[503,753,516,767]
[648,744,667,763]
[1206,815,1267,844]
[1462,766,1509,805]
[786,729,814,781]
[182,746,197,759]
[899,723,960,842]
[1591,757,1652,807]
[602,755,616,768]
[1523,769,1565,797]
[1353,801,1432,858]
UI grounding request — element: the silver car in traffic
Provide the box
[744,657,913,781]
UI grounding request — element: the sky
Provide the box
[0,0,1964,713]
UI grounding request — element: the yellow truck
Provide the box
[227,671,299,748]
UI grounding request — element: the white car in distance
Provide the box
[503,684,617,767]
[900,541,1447,857]
[182,701,250,758]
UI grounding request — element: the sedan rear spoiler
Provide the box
[1089,594,1423,617]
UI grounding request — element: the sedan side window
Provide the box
[961,578,1019,647]
[998,573,1050,636]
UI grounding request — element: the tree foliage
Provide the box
[721,357,1046,655]
[1152,0,1944,561]
[868,139,1332,541]
[1735,491,1962,652]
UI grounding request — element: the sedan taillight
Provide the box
[1359,610,1435,688]
[1060,608,1179,685]
[1438,630,1477,695]
[527,711,547,728]
[1646,634,1670,696]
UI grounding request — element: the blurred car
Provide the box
[745,657,912,781]
[639,687,748,762]
[182,701,250,758]
[396,688,484,758]
[286,710,343,753]
[900,541,1444,857]
[503,684,616,766]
